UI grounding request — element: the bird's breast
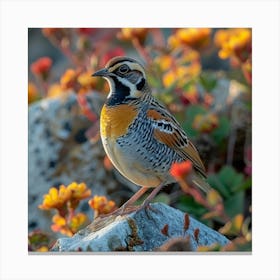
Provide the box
[100,104,138,140]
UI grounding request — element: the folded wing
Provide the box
[147,103,206,178]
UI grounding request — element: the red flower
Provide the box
[170,160,193,179]
[77,28,96,36]
[100,47,125,67]
[31,57,52,78]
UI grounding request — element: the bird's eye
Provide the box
[118,64,129,74]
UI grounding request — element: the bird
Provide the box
[92,56,210,215]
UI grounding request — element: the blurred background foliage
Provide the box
[28,28,251,252]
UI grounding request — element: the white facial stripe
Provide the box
[104,77,114,98]
[116,76,136,91]
[108,63,122,73]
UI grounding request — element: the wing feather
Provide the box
[147,101,206,178]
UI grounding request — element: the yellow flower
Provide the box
[169,28,211,49]
[88,195,117,216]
[214,28,251,61]
[60,69,80,91]
[181,49,200,63]
[38,185,72,210]
[51,214,73,236]
[47,83,63,98]
[206,189,223,207]
[168,35,181,49]
[52,213,67,226]
[118,28,148,43]
[155,55,173,71]
[219,214,244,236]
[77,71,95,88]
[77,70,97,94]
[69,213,88,233]
[163,64,201,88]
[51,211,88,236]
[67,182,91,200]
[155,50,201,90]
[37,246,49,252]
[28,82,40,104]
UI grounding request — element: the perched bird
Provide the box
[92,56,210,215]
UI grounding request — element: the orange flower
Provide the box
[169,28,211,50]
[28,82,40,104]
[51,214,72,236]
[163,64,201,88]
[77,70,97,94]
[155,50,201,90]
[118,28,148,44]
[51,213,87,236]
[214,28,251,62]
[47,83,63,98]
[170,160,193,180]
[60,69,80,91]
[155,55,173,71]
[31,57,52,78]
[88,195,117,216]
[38,185,72,210]
[39,182,91,211]
[68,182,91,200]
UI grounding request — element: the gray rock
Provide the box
[53,203,230,252]
[28,92,120,234]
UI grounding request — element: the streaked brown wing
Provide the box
[147,105,206,178]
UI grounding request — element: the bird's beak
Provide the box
[92,68,109,77]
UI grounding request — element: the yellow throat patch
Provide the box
[100,104,138,139]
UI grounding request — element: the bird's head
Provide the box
[92,56,149,104]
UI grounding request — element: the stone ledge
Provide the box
[53,202,230,252]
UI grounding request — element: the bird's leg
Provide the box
[98,186,149,217]
[117,184,164,216]
[118,183,165,219]
[139,183,165,210]
[118,186,149,212]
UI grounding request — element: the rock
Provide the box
[53,203,230,252]
[28,92,121,234]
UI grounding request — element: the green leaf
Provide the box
[218,166,245,192]
[211,116,231,144]
[232,177,252,192]
[224,191,245,218]
[182,80,195,92]
[207,174,231,199]
[199,73,217,92]
[176,195,207,217]
[183,105,207,138]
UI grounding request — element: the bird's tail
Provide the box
[191,173,212,193]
